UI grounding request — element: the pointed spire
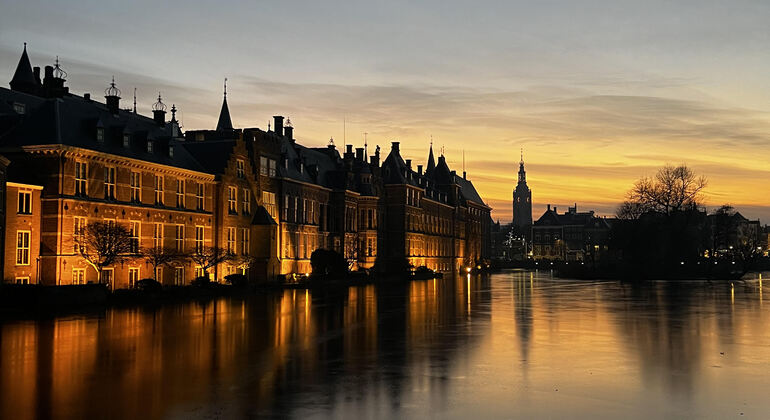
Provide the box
[426,137,436,175]
[10,42,37,93]
[518,147,527,184]
[216,78,233,131]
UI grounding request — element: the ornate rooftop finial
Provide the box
[223,77,227,98]
[329,136,335,146]
[171,104,177,121]
[520,147,523,164]
[286,117,292,127]
[153,92,166,112]
[133,88,137,113]
[105,76,120,98]
[53,56,67,79]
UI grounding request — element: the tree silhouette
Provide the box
[618,164,707,219]
[75,221,134,287]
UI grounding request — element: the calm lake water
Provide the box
[2,270,769,419]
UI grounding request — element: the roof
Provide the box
[177,139,236,175]
[216,96,233,131]
[453,174,486,207]
[251,206,277,225]
[0,87,207,173]
[534,208,610,229]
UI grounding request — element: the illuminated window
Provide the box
[226,227,236,253]
[130,171,141,202]
[16,231,30,265]
[175,225,184,252]
[123,134,130,148]
[73,217,86,252]
[176,178,185,208]
[75,161,87,196]
[236,159,245,178]
[154,175,163,205]
[104,167,116,199]
[96,127,104,142]
[129,221,140,253]
[242,188,251,215]
[72,268,86,285]
[147,140,153,153]
[262,191,277,219]
[241,228,249,255]
[196,182,204,210]
[17,190,31,214]
[173,267,184,285]
[128,267,140,288]
[195,226,204,252]
[228,186,237,214]
[153,223,163,248]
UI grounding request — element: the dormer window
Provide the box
[96,127,104,142]
[147,140,153,153]
[123,134,130,148]
[13,102,25,114]
[169,146,174,158]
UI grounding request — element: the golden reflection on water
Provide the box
[1,272,769,419]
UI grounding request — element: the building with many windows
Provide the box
[0,45,491,286]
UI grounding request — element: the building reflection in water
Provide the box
[1,272,769,419]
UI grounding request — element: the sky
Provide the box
[1,0,769,222]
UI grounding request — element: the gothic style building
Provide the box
[0,45,491,286]
[512,151,532,237]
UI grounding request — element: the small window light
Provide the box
[147,140,153,153]
[13,103,25,114]
[123,134,130,148]
[169,146,174,158]
[96,127,104,142]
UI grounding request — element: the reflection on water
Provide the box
[1,272,769,419]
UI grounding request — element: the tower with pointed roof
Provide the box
[216,78,233,131]
[9,43,38,94]
[513,149,532,234]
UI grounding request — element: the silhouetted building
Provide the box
[532,204,610,261]
[512,151,532,239]
[0,45,491,285]
[706,211,761,257]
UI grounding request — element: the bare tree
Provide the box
[618,164,707,218]
[141,246,185,282]
[75,221,134,287]
[188,246,235,281]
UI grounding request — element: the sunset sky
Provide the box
[2,0,769,222]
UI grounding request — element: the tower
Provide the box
[512,149,532,234]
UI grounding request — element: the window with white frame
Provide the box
[104,167,116,199]
[263,192,277,220]
[130,171,141,202]
[17,190,31,214]
[129,221,140,253]
[242,188,250,215]
[283,195,289,221]
[228,186,237,214]
[175,225,184,252]
[128,267,140,288]
[195,226,204,252]
[176,178,185,208]
[16,231,30,265]
[268,159,276,177]
[226,227,236,253]
[154,175,163,205]
[72,268,86,285]
[196,182,204,210]
[241,228,249,255]
[73,217,86,252]
[75,161,87,196]
[153,223,163,248]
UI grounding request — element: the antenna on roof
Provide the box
[267,121,271,131]
[364,132,368,157]
[133,88,137,114]
[343,117,346,150]
[463,149,465,172]
[223,77,227,98]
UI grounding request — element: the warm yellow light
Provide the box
[466,267,471,273]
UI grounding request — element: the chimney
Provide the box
[153,109,166,125]
[284,124,293,142]
[43,66,54,85]
[547,204,551,211]
[370,154,379,167]
[105,77,121,114]
[33,67,41,85]
[417,165,423,175]
[84,93,90,101]
[554,207,557,213]
[273,116,284,136]
[355,147,364,161]
[463,171,467,180]
[406,159,412,169]
[391,141,400,153]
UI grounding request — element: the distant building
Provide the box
[0,45,492,286]
[706,210,761,257]
[532,204,610,262]
[512,151,532,238]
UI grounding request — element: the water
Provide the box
[1,271,769,419]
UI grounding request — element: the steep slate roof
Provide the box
[0,87,207,173]
[216,96,233,131]
[453,174,486,206]
[251,206,277,225]
[9,44,36,92]
[177,139,237,176]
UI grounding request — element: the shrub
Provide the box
[191,276,211,287]
[310,249,348,278]
[135,278,162,292]
[225,273,248,287]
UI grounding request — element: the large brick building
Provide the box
[0,45,491,286]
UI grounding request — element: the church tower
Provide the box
[512,150,532,234]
